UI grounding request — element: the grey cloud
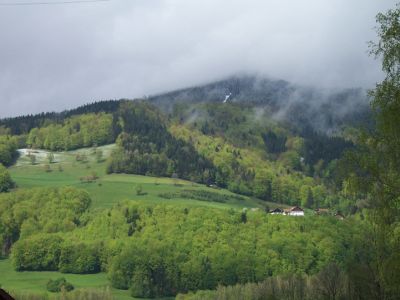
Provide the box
[0,0,397,117]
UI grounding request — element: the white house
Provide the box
[285,206,305,216]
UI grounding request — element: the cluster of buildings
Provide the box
[270,206,305,216]
[269,206,345,219]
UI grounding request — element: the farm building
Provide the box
[284,206,305,216]
[270,208,284,215]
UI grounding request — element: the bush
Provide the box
[59,243,101,274]
[0,163,14,192]
[46,277,74,293]
[130,268,154,298]
[135,184,145,196]
[11,235,63,271]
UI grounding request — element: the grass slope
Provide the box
[9,144,281,210]
[0,259,132,300]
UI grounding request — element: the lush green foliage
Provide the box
[0,36,385,300]
[12,235,64,271]
[0,100,120,135]
[105,203,355,297]
[343,4,400,298]
[46,278,74,293]
[158,189,246,203]
[0,188,359,298]
[107,102,215,183]
[26,113,115,151]
[171,125,351,211]
[0,135,18,166]
[177,263,350,300]
[0,259,127,299]
[0,187,90,257]
[58,243,102,274]
[167,102,356,213]
[0,163,14,192]
[172,102,353,174]
[8,144,264,210]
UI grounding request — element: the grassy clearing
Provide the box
[0,259,132,300]
[9,144,281,210]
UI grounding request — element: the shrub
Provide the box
[46,277,74,293]
[11,235,63,271]
[135,184,144,196]
[0,163,14,192]
[59,243,101,274]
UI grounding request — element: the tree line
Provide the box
[26,113,116,151]
[340,4,400,298]
[177,263,369,300]
[0,100,121,135]
[0,187,363,298]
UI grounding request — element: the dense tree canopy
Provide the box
[0,100,121,135]
[107,102,215,183]
[1,192,361,297]
[0,136,18,166]
[0,164,14,193]
[345,4,400,298]
[26,113,115,151]
[0,187,90,257]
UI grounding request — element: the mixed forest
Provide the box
[0,4,400,300]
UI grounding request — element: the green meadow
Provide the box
[0,259,133,300]
[8,144,277,210]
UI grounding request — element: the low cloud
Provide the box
[0,0,396,117]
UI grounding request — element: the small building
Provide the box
[270,208,284,215]
[285,206,305,216]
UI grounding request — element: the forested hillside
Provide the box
[0,100,120,135]
[0,90,367,298]
[1,0,400,299]
[0,94,360,214]
[1,187,361,298]
[0,80,394,298]
[149,75,371,134]
[106,102,215,183]
[0,41,390,300]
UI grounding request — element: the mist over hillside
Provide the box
[0,75,371,137]
[149,75,371,134]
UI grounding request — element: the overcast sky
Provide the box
[0,0,397,118]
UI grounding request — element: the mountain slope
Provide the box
[149,75,371,134]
